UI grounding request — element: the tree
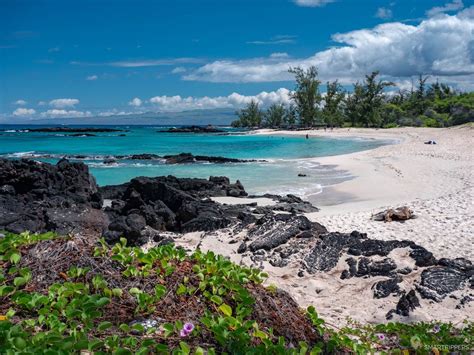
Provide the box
[285,104,297,126]
[264,103,286,128]
[288,66,321,127]
[322,80,345,127]
[232,100,263,127]
[344,82,364,127]
[359,71,394,127]
[413,74,429,115]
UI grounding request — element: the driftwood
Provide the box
[372,206,414,222]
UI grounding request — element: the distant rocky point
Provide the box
[26,127,125,133]
[158,125,225,133]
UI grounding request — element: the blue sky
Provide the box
[1,0,473,121]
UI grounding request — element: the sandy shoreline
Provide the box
[254,126,474,260]
[166,126,474,327]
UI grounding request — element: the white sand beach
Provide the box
[256,125,474,260]
[167,125,474,327]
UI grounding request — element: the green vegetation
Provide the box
[0,231,473,354]
[231,68,474,129]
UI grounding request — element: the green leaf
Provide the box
[98,321,113,331]
[219,303,232,317]
[112,288,123,297]
[210,295,223,305]
[179,341,190,355]
[13,277,27,287]
[195,347,205,355]
[96,297,110,307]
[0,285,14,296]
[13,337,27,350]
[10,252,21,264]
[114,348,132,355]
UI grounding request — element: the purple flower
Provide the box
[377,333,385,341]
[433,324,440,333]
[183,322,194,333]
[180,322,194,337]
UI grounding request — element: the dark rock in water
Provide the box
[297,173,307,177]
[372,277,401,298]
[247,214,322,252]
[129,154,161,160]
[0,158,106,235]
[28,127,124,133]
[162,153,263,165]
[372,206,414,222]
[103,158,117,165]
[394,290,420,317]
[158,125,225,133]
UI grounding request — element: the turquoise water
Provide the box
[0,126,391,198]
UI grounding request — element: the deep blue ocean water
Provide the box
[0,126,392,198]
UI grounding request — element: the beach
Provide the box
[256,125,474,260]
[167,125,473,327]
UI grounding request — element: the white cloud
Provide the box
[14,99,27,105]
[98,109,138,117]
[40,109,92,118]
[38,101,47,106]
[72,58,204,68]
[294,0,335,7]
[13,108,36,117]
[149,88,292,112]
[375,7,393,19]
[171,66,187,74]
[184,10,474,86]
[270,52,290,58]
[128,97,143,107]
[49,98,80,108]
[247,35,297,45]
[86,75,98,81]
[427,0,464,17]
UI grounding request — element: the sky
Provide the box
[0,0,473,121]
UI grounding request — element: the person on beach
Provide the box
[305,134,309,139]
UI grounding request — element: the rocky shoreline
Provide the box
[158,125,226,133]
[0,152,264,165]
[0,158,472,323]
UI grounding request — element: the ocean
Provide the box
[0,125,391,199]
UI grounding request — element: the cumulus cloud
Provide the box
[427,0,464,17]
[40,109,91,118]
[375,7,393,19]
[294,0,335,7]
[14,99,27,105]
[13,108,36,117]
[148,88,292,112]
[86,75,98,80]
[184,10,474,86]
[128,97,143,107]
[49,98,80,108]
